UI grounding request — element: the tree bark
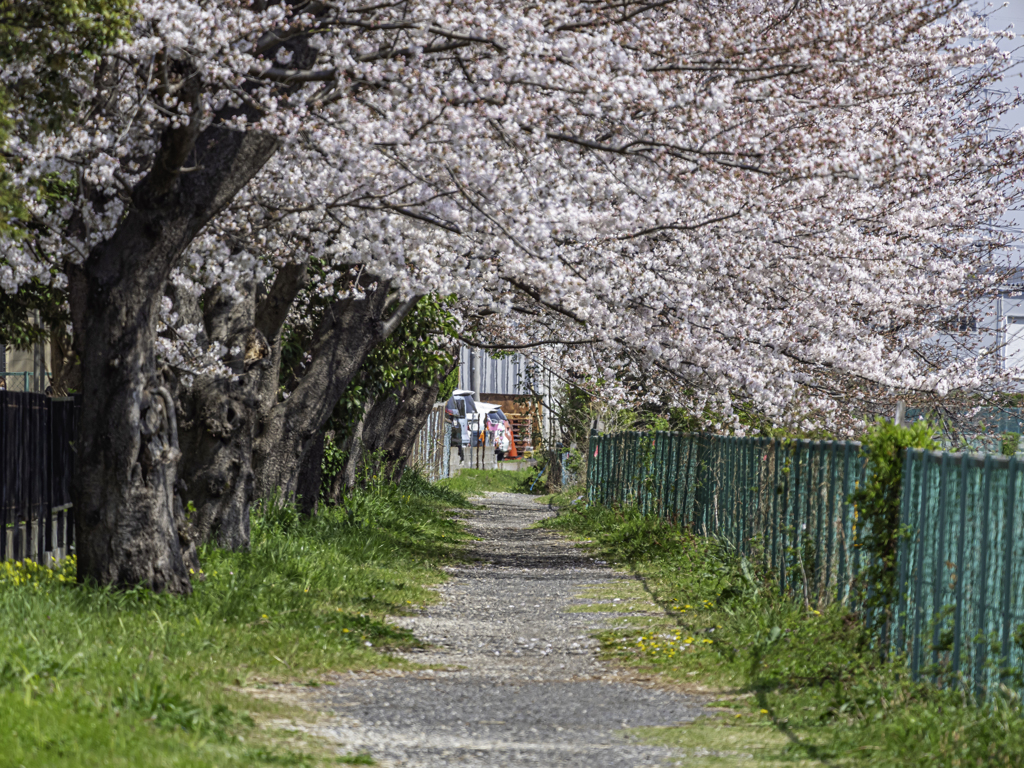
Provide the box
[379,380,443,483]
[335,391,400,495]
[331,397,374,501]
[332,379,442,492]
[252,288,419,512]
[70,122,279,591]
[175,262,306,549]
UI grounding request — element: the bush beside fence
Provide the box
[587,429,1024,700]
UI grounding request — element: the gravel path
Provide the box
[311,492,709,766]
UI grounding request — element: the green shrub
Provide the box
[848,418,936,639]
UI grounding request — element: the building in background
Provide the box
[0,319,51,393]
[457,346,566,450]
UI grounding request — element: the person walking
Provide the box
[495,424,511,463]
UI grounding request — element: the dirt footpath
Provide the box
[310,492,709,767]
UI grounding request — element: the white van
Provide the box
[445,390,476,447]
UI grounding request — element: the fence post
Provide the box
[599,433,607,505]
[587,429,597,502]
[952,451,969,680]
[838,442,851,604]
[975,454,994,701]
[771,439,780,576]
[791,440,803,598]
[931,452,949,680]
[780,440,791,595]
[679,435,692,527]
[667,432,678,521]
[814,441,825,597]
[654,432,665,519]
[740,438,748,555]
[911,452,932,680]
[825,441,837,599]
[1001,456,1018,675]
[721,437,731,544]
[895,448,916,655]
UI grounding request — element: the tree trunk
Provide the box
[70,122,279,591]
[252,287,419,511]
[379,380,442,483]
[49,325,81,396]
[175,263,306,549]
[336,380,442,490]
[337,391,400,493]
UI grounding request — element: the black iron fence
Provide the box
[1,392,79,564]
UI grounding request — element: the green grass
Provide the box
[0,472,469,767]
[438,466,540,495]
[543,501,1024,767]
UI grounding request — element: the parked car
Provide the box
[445,390,476,447]
[475,402,518,458]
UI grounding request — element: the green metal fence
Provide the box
[587,431,866,606]
[587,430,1024,698]
[0,372,34,392]
[897,449,1024,698]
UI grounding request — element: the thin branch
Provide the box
[382,294,422,338]
[458,335,603,350]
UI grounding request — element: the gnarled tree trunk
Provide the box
[331,391,400,499]
[174,263,306,549]
[378,380,443,483]
[329,376,445,497]
[70,121,279,592]
[252,286,419,513]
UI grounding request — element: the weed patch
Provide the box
[438,466,540,495]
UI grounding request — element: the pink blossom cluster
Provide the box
[2,0,1022,429]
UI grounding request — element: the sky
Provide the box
[983,1,1024,248]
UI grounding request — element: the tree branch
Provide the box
[382,294,422,339]
[256,260,309,342]
[458,335,603,350]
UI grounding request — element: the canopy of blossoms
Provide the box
[3,0,1022,432]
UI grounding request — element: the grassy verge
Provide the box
[542,499,1024,767]
[439,465,540,495]
[0,472,470,768]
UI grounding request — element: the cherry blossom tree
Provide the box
[2,0,1022,590]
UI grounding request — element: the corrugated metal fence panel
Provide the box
[587,432,866,607]
[0,392,78,564]
[896,449,1024,699]
[407,403,451,483]
[587,431,1024,699]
